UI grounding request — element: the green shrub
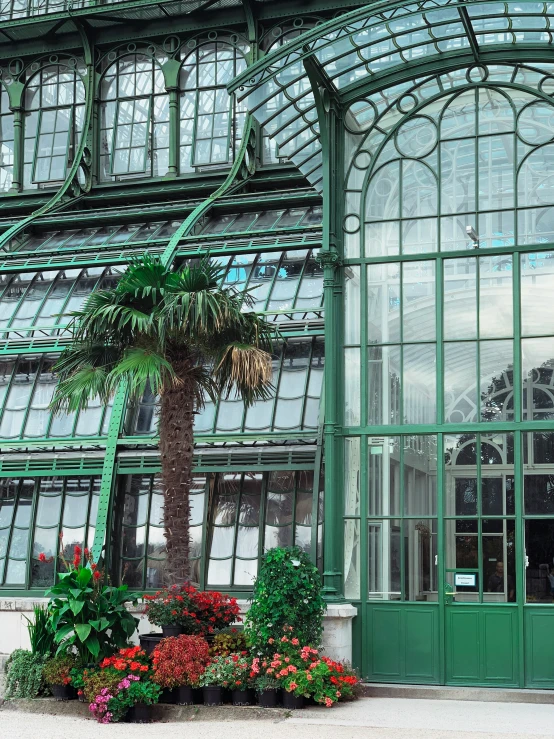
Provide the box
[245,546,325,654]
[4,649,48,699]
[24,605,55,657]
[43,654,78,686]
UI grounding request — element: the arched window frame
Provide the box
[98,52,169,181]
[178,37,248,173]
[23,64,85,189]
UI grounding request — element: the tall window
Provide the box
[23,65,85,189]
[99,54,169,181]
[117,470,322,590]
[179,40,247,172]
[0,476,100,588]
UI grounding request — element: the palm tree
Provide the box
[50,254,274,582]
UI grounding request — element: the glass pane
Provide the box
[522,338,554,420]
[403,344,436,424]
[404,518,437,601]
[344,520,360,599]
[483,522,516,603]
[344,438,360,516]
[368,520,401,600]
[524,432,554,514]
[368,345,401,425]
[479,254,513,339]
[344,348,360,426]
[526,519,554,603]
[444,257,477,340]
[445,342,477,424]
[521,252,554,337]
[402,261,435,342]
[367,262,400,344]
[368,437,400,517]
[404,435,437,516]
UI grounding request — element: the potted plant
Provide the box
[143,587,184,638]
[152,634,210,705]
[42,654,78,700]
[198,655,229,705]
[45,545,139,663]
[69,665,87,701]
[89,676,161,724]
[254,674,280,708]
[209,628,248,657]
[226,653,254,706]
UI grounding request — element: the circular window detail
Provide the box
[345,99,375,132]
[343,214,360,234]
[395,116,437,158]
[397,93,418,114]
[467,65,487,83]
[540,76,554,96]
[353,150,372,170]
[518,101,554,145]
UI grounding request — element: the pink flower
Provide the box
[289,682,298,691]
[325,697,333,707]
[291,638,299,645]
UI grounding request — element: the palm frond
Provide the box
[106,347,176,401]
[115,253,172,304]
[213,343,274,407]
[49,364,110,414]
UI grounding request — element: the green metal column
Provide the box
[304,57,344,601]
[91,382,127,564]
[167,86,179,178]
[10,106,23,192]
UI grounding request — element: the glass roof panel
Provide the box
[7,220,180,254]
[0,266,123,338]
[196,205,323,235]
[127,336,324,437]
[0,354,112,441]
[229,0,554,193]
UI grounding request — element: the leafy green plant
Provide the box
[46,554,139,663]
[43,654,78,686]
[254,674,280,691]
[69,665,86,697]
[209,627,248,657]
[24,604,56,656]
[4,649,48,699]
[82,666,122,703]
[245,547,325,653]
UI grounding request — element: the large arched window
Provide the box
[99,54,169,181]
[23,65,85,189]
[179,39,247,172]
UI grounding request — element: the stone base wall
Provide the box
[0,598,357,664]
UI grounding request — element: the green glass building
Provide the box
[2,0,554,689]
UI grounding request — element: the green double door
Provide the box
[364,434,554,687]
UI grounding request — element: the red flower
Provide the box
[38,552,47,562]
[93,570,101,580]
[74,545,82,555]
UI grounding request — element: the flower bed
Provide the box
[5,546,360,723]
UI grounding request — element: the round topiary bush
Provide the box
[245,546,325,654]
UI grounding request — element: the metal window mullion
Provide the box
[25,478,40,589]
[2,480,20,586]
[143,475,155,591]
[19,354,43,440]
[290,249,310,314]
[298,337,315,432]
[257,472,268,568]
[399,440,405,600]
[230,473,243,587]
[30,108,43,184]
[198,474,211,590]
[477,433,483,604]
[268,339,287,433]
[476,256,482,425]
[5,273,39,332]
[513,250,522,424]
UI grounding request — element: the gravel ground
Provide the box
[2,697,554,738]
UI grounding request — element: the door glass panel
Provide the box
[524,432,554,514]
[525,519,554,603]
[483,520,516,603]
[368,520,401,600]
[404,518,437,601]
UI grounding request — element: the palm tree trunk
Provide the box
[159,352,195,583]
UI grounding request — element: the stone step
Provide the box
[361,682,554,704]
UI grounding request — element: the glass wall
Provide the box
[127,336,324,437]
[0,476,99,588]
[0,355,112,440]
[117,470,321,590]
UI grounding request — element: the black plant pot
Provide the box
[222,687,232,704]
[257,689,279,708]
[160,688,177,704]
[139,633,163,656]
[203,686,222,706]
[231,689,253,706]
[126,702,152,723]
[78,692,86,703]
[193,688,204,705]
[50,684,75,701]
[175,686,194,705]
[282,692,304,710]
[162,624,182,638]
